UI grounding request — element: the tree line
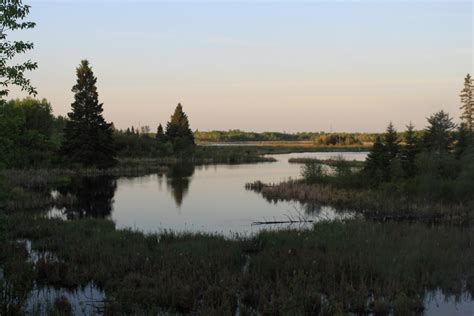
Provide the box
[194,130,383,145]
[0,60,195,168]
[362,74,473,201]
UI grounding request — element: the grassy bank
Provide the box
[1,214,473,314]
[0,161,169,213]
[288,157,365,168]
[0,147,276,213]
[247,179,473,224]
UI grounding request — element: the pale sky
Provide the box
[9,0,474,132]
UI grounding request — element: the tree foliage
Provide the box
[0,0,37,98]
[156,123,166,142]
[0,98,56,168]
[60,60,116,168]
[423,110,455,154]
[195,130,378,145]
[165,103,195,152]
[460,74,474,132]
[364,123,401,182]
[364,136,385,182]
[400,122,419,178]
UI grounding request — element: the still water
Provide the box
[49,152,367,235]
[32,151,474,315]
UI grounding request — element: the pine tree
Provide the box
[60,60,116,168]
[383,122,399,162]
[423,110,455,154]
[165,103,195,151]
[364,136,385,183]
[156,123,166,142]
[455,123,470,159]
[400,122,419,178]
[379,122,400,181]
[460,74,474,132]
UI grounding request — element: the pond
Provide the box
[13,151,474,315]
[48,152,367,235]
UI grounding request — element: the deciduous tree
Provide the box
[0,0,37,98]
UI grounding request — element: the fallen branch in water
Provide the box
[252,219,314,226]
[252,207,315,226]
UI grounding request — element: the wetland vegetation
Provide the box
[0,1,473,314]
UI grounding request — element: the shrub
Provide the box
[301,161,326,184]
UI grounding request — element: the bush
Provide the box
[301,161,326,184]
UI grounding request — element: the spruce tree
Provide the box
[383,122,399,162]
[379,122,400,181]
[455,123,470,159]
[165,103,195,151]
[423,110,455,154]
[364,136,385,183]
[400,122,419,178]
[60,60,116,168]
[156,123,166,142]
[460,74,474,132]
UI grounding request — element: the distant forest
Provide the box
[193,130,424,145]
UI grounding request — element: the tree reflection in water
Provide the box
[55,176,117,219]
[164,164,195,207]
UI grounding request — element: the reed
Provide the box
[246,179,472,223]
[288,157,365,168]
[2,213,473,314]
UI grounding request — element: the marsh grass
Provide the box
[247,179,472,223]
[288,157,365,168]
[241,220,474,315]
[1,212,474,314]
[4,214,243,314]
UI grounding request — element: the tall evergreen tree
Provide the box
[165,103,195,151]
[454,123,470,159]
[156,123,166,142]
[423,110,455,154]
[383,122,399,162]
[364,136,385,183]
[460,74,474,132]
[60,60,116,168]
[364,123,401,183]
[380,122,400,181]
[400,122,419,178]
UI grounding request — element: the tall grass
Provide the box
[2,213,473,314]
[246,179,472,223]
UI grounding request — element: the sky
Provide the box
[8,0,473,132]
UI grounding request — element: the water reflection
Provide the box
[55,176,117,219]
[164,163,195,207]
[46,152,368,234]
